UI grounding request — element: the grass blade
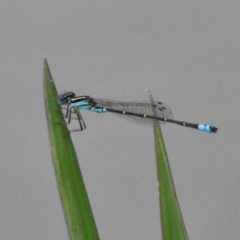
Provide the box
[148,90,189,240]
[43,58,100,240]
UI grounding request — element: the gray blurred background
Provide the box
[1,1,239,239]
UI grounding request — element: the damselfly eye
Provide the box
[57,96,66,105]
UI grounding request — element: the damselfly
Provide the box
[57,92,218,133]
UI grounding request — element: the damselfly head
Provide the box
[57,92,76,105]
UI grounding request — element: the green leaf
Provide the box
[43,58,100,240]
[148,90,189,240]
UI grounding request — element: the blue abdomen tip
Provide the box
[197,124,212,132]
[197,124,217,133]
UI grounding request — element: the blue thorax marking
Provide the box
[70,97,90,109]
[71,100,91,109]
[70,97,107,113]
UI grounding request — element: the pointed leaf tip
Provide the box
[44,57,48,68]
[147,89,152,97]
[43,58,54,83]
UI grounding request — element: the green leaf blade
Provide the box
[43,58,99,240]
[148,90,189,240]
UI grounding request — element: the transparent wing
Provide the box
[92,98,174,125]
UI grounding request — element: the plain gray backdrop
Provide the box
[1,1,239,239]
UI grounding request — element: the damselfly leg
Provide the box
[61,106,86,131]
[65,103,70,118]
